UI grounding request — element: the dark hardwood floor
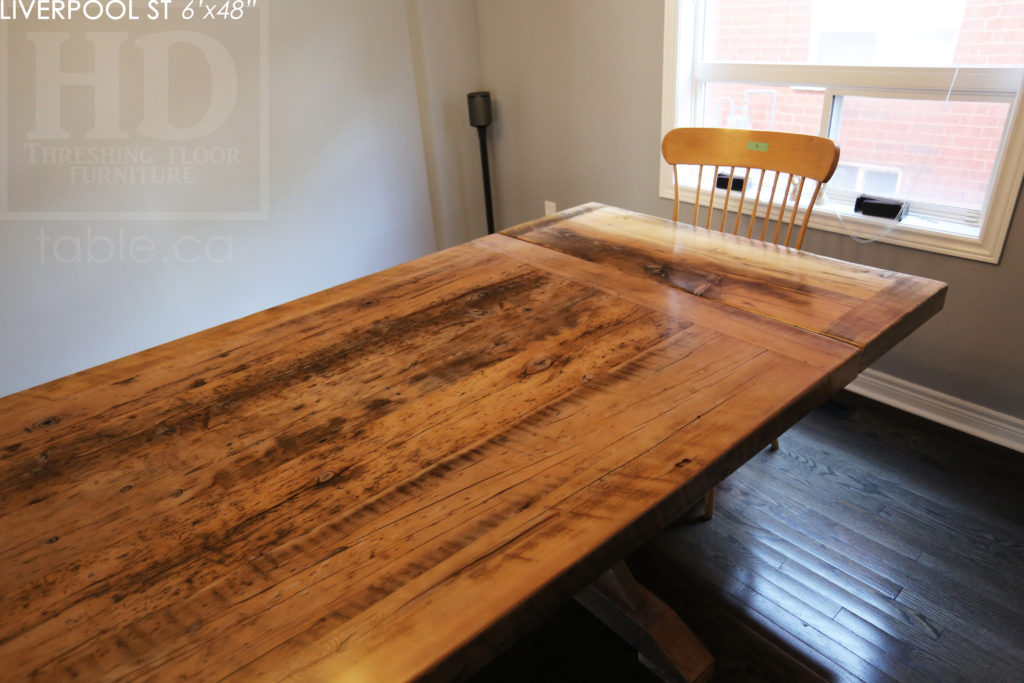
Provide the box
[471,391,1024,682]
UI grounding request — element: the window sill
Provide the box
[658,183,1005,263]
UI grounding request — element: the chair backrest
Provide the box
[662,127,840,249]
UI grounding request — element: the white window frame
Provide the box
[660,0,1024,263]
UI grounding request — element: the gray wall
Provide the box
[408,0,490,248]
[3,0,1020,421]
[477,0,1024,419]
[0,2,439,396]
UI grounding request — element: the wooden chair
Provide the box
[662,127,839,249]
[662,127,840,520]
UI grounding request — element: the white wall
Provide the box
[0,2,438,397]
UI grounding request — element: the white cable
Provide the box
[822,65,961,245]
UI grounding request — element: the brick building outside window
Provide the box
[662,0,1024,262]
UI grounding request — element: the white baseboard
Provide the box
[846,369,1024,454]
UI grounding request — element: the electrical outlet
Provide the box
[544,201,557,216]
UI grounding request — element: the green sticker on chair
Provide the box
[747,141,770,152]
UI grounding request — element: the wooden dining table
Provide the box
[0,203,946,682]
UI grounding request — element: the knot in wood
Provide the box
[317,471,336,485]
[521,357,553,376]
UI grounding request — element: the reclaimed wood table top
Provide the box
[0,203,946,681]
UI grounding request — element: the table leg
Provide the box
[702,489,715,521]
[575,560,714,683]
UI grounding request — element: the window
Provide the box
[661,0,1024,262]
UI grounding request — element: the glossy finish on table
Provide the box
[0,204,945,681]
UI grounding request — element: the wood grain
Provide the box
[0,205,945,681]
[505,203,947,366]
[576,561,714,683]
